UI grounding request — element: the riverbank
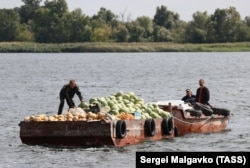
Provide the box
[1,42,250,52]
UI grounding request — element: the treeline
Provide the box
[1,0,250,43]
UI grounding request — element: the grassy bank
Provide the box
[0,42,250,53]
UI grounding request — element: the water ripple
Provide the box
[0,52,250,167]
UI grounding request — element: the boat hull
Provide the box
[19,118,174,147]
[159,104,230,136]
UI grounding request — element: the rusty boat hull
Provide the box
[156,100,230,136]
[19,118,174,147]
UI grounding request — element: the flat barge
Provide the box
[19,117,174,147]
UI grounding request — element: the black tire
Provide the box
[116,120,126,139]
[195,102,213,116]
[185,109,202,117]
[220,109,230,116]
[161,117,173,135]
[212,108,230,116]
[145,119,156,137]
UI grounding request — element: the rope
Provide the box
[172,115,213,125]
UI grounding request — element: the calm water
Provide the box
[0,52,250,168]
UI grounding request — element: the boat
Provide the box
[19,91,177,147]
[19,114,174,147]
[18,88,230,147]
[155,100,230,136]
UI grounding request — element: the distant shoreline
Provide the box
[1,42,250,53]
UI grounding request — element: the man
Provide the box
[58,79,84,115]
[196,79,210,105]
[182,89,196,105]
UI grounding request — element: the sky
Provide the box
[1,0,250,21]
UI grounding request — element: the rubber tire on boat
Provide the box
[212,108,230,116]
[116,120,127,139]
[221,109,230,116]
[145,119,156,137]
[185,109,202,117]
[195,102,213,116]
[161,117,173,135]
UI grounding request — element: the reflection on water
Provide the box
[0,52,249,167]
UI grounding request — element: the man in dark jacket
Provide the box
[182,89,196,105]
[58,80,84,115]
[196,79,210,105]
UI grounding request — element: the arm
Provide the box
[65,86,75,107]
[75,85,84,101]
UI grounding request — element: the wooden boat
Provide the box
[19,117,174,147]
[156,100,230,136]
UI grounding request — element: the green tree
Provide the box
[234,21,250,41]
[0,9,20,41]
[15,23,34,41]
[32,0,69,42]
[91,7,118,31]
[242,16,250,41]
[91,7,119,42]
[91,25,112,42]
[171,21,187,43]
[67,9,91,42]
[153,5,180,30]
[153,5,183,42]
[136,16,153,41]
[92,7,116,25]
[185,11,210,43]
[153,25,173,42]
[211,7,241,42]
[244,16,250,27]
[113,23,129,42]
[44,0,68,17]
[126,21,145,42]
[32,7,53,42]
[19,0,42,23]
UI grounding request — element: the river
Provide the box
[0,52,249,168]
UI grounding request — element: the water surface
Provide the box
[0,52,249,168]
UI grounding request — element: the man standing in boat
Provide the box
[58,79,84,115]
[196,79,210,106]
[182,89,196,105]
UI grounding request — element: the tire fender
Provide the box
[161,117,173,135]
[144,119,156,137]
[116,120,127,139]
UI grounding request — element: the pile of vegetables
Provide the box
[23,108,107,122]
[79,91,171,119]
[23,91,171,122]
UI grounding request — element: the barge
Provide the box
[19,90,230,147]
[19,117,174,147]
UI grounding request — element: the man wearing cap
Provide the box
[58,79,84,115]
[182,89,196,105]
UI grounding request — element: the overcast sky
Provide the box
[1,0,249,21]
